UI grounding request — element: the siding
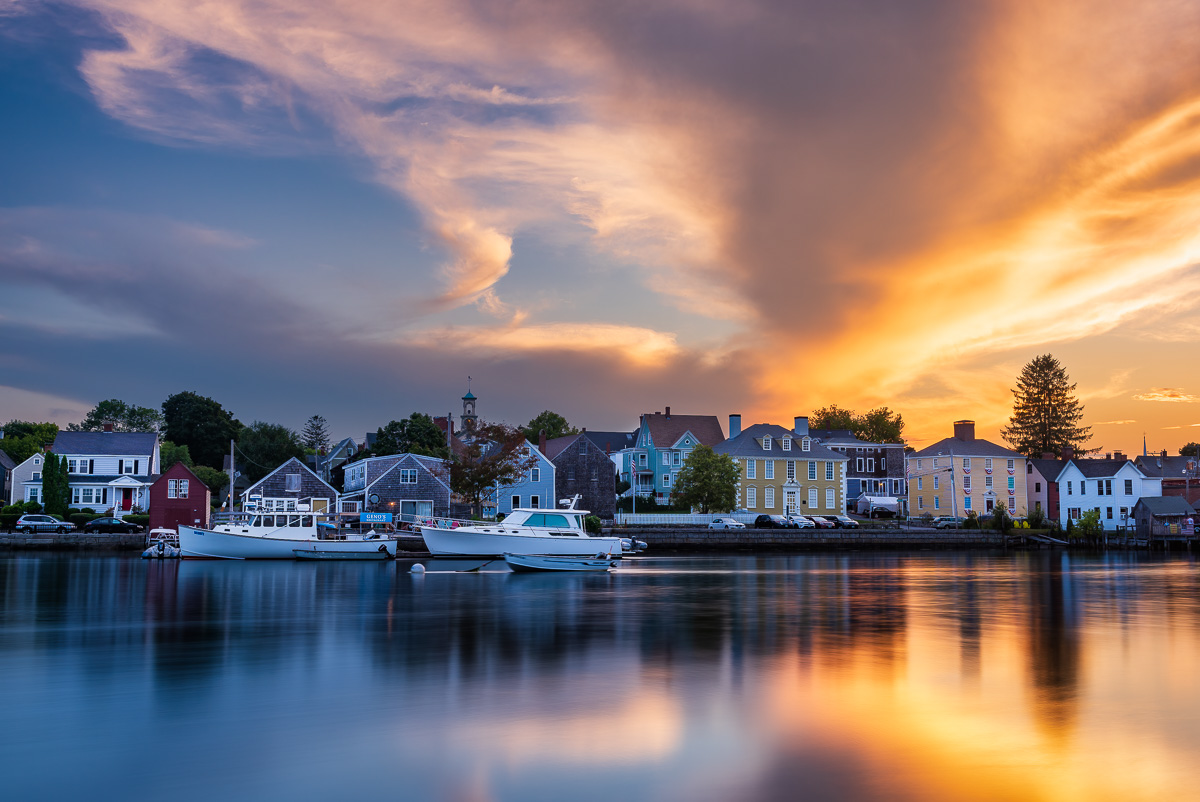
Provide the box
[551,439,616,519]
[244,457,337,510]
[366,455,451,517]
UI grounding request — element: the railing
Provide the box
[615,512,760,526]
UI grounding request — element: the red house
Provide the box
[149,463,211,531]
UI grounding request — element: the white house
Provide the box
[50,429,161,513]
[1057,458,1160,531]
[9,452,45,506]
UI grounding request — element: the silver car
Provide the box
[708,517,746,530]
[15,514,74,534]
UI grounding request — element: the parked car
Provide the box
[786,515,816,529]
[806,515,836,529]
[14,514,74,534]
[82,517,143,534]
[933,516,965,529]
[708,517,746,530]
[824,515,860,529]
[754,514,798,529]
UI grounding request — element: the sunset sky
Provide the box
[3,0,1200,453]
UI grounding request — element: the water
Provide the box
[1,551,1198,801]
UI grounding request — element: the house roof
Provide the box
[582,430,636,454]
[51,431,158,456]
[1135,496,1196,516]
[368,453,451,493]
[0,450,16,472]
[544,433,582,460]
[642,412,724,449]
[910,436,1021,460]
[713,423,848,460]
[243,456,338,498]
[1029,458,1065,480]
[1134,454,1200,478]
[1062,458,1140,479]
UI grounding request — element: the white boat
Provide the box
[180,512,398,560]
[504,553,618,573]
[419,497,625,557]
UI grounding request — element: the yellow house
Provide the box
[713,417,849,517]
[906,420,1028,518]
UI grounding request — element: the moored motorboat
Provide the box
[418,497,625,557]
[180,512,398,559]
[503,553,618,573]
[293,547,392,561]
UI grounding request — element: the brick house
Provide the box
[543,433,617,519]
[242,456,338,512]
[149,463,211,531]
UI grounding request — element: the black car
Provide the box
[754,514,798,529]
[82,517,142,534]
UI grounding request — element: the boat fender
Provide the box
[411,563,426,574]
[378,544,389,554]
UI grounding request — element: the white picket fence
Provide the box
[614,512,759,526]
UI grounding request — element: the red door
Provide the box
[122,489,133,511]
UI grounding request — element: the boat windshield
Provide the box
[522,513,577,529]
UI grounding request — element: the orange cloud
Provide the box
[1134,389,1200,403]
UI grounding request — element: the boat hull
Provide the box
[293,548,391,561]
[504,553,618,572]
[419,526,623,557]
[180,525,398,560]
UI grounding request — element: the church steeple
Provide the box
[461,377,478,431]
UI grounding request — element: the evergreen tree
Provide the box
[1001,354,1091,459]
[301,415,330,452]
[42,453,70,517]
[670,445,740,513]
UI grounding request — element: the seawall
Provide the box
[612,526,1008,550]
[0,533,146,551]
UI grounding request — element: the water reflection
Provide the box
[1,551,1197,801]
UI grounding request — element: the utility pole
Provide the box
[228,438,235,513]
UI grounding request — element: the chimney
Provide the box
[953,420,975,441]
[1162,450,1168,459]
[581,427,586,433]
[539,430,547,455]
[103,423,114,433]
[1062,446,1074,461]
[729,414,742,438]
[665,406,671,418]
[1114,451,1124,461]
[793,416,809,437]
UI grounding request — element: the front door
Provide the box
[122,488,133,511]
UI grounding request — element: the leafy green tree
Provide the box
[670,445,740,513]
[162,391,242,469]
[301,415,331,453]
[42,453,70,517]
[989,502,1013,532]
[1026,504,1046,530]
[856,407,905,444]
[373,413,449,459]
[1074,509,1103,539]
[237,421,305,484]
[69,399,163,432]
[1,421,59,464]
[440,421,537,517]
[1001,354,1091,459]
[520,410,578,443]
[191,465,230,497]
[1181,443,1200,457]
[159,441,194,470]
[810,404,857,432]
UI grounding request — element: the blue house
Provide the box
[486,442,556,517]
[620,407,725,503]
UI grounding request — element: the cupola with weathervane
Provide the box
[461,378,478,431]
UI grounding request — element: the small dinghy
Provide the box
[293,547,392,561]
[142,540,182,559]
[503,553,618,573]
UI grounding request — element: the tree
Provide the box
[520,410,578,443]
[441,421,538,517]
[856,407,905,444]
[1074,509,1103,539]
[373,413,449,459]
[670,445,740,513]
[237,421,305,484]
[160,441,194,470]
[162,391,242,469]
[1,421,58,465]
[1181,443,1200,457]
[42,453,70,516]
[191,466,230,497]
[810,404,857,432]
[301,415,330,453]
[69,399,163,432]
[1001,354,1091,459]
[989,502,1013,533]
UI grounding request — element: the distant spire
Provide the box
[1143,432,1147,457]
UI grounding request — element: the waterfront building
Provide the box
[810,428,907,509]
[342,453,452,519]
[1135,451,1200,507]
[0,448,14,505]
[49,428,161,514]
[8,452,43,506]
[713,416,849,516]
[1026,456,1065,520]
[620,408,725,503]
[149,462,211,531]
[906,420,1027,517]
[1055,457,1158,531]
[242,456,338,513]
[543,432,617,519]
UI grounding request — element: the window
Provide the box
[808,462,817,480]
[857,457,864,472]
[985,458,993,470]
[765,487,775,508]
[826,462,834,480]
[802,438,810,452]
[663,474,672,487]
[28,488,39,503]
[964,497,972,510]
[512,495,520,509]
[933,458,938,468]
[933,476,939,490]
[934,496,940,510]
[530,496,540,508]
[1007,459,1015,470]
[1125,479,1133,495]
[1080,481,1087,494]
[808,488,818,508]
[782,437,791,451]
[1069,507,1081,520]
[918,497,924,509]
[985,475,993,489]
[1106,480,1112,495]
[580,440,588,455]
[285,473,301,492]
[399,469,418,484]
[1008,476,1014,490]
[917,459,923,469]
[867,458,875,472]
[763,436,772,451]
[1035,482,1041,492]
[32,472,41,481]
[963,458,970,470]
[747,486,757,508]
[68,459,77,473]
[1107,507,1113,519]
[662,452,670,466]
[72,487,80,504]
[568,468,576,481]
[765,461,774,480]
[1067,481,1073,495]
[826,488,834,509]
[963,476,972,490]
[747,460,757,479]
[917,477,923,490]
[168,479,178,498]
[673,453,682,466]
[639,453,647,467]
[787,461,796,480]
[531,467,541,482]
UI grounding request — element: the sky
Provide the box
[2,0,1200,453]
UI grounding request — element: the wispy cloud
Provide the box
[1095,420,1136,425]
[1134,389,1200,403]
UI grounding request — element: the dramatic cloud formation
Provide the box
[4,0,1200,450]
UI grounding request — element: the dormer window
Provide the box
[802,438,811,452]
[782,437,791,451]
[763,436,772,451]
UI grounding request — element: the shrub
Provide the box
[0,514,19,531]
[23,501,43,514]
[1,504,22,517]
[124,514,150,527]
[962,512,980,529]
[584,515,602,534]
[68,513,103,528]
[1026,506,1046,530]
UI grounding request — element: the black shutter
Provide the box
[89,459,95,475]
[119,459,124,474]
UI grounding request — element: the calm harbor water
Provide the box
[2,551,1199,801]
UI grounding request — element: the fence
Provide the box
[615,512,759,526]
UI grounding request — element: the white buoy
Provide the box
[410,563,426,574]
